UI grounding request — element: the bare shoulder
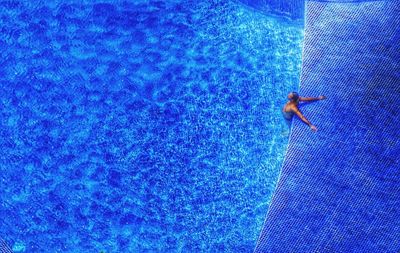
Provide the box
[288,103,298,110]
[283,102,291,111]
[291,105,301,114]
[283,104,295,113]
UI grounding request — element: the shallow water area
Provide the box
[0,0,303,252]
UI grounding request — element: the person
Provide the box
[282,91,326,132]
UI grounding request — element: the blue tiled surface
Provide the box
[1,237,13,253]
[255,0,400,252]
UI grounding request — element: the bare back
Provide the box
[282,101,297,119]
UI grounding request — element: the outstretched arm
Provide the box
[299,95,326,102]
[292,107,317,132]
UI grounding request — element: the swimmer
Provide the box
[282,91,326,132]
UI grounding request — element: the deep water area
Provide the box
[0,0,303,252]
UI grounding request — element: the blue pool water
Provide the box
[0,0,303,252]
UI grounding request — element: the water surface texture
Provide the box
[0,0,303,252]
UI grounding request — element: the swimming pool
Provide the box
[0,0,303,252]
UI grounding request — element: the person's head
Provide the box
[288,92,299,102]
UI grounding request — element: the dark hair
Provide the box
[291,92,299,100]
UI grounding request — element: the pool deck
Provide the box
[255,0,400,252]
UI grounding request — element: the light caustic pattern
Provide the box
[0,0,303,252]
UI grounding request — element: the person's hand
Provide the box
[310,125,317,132]
[319,95,326,100]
